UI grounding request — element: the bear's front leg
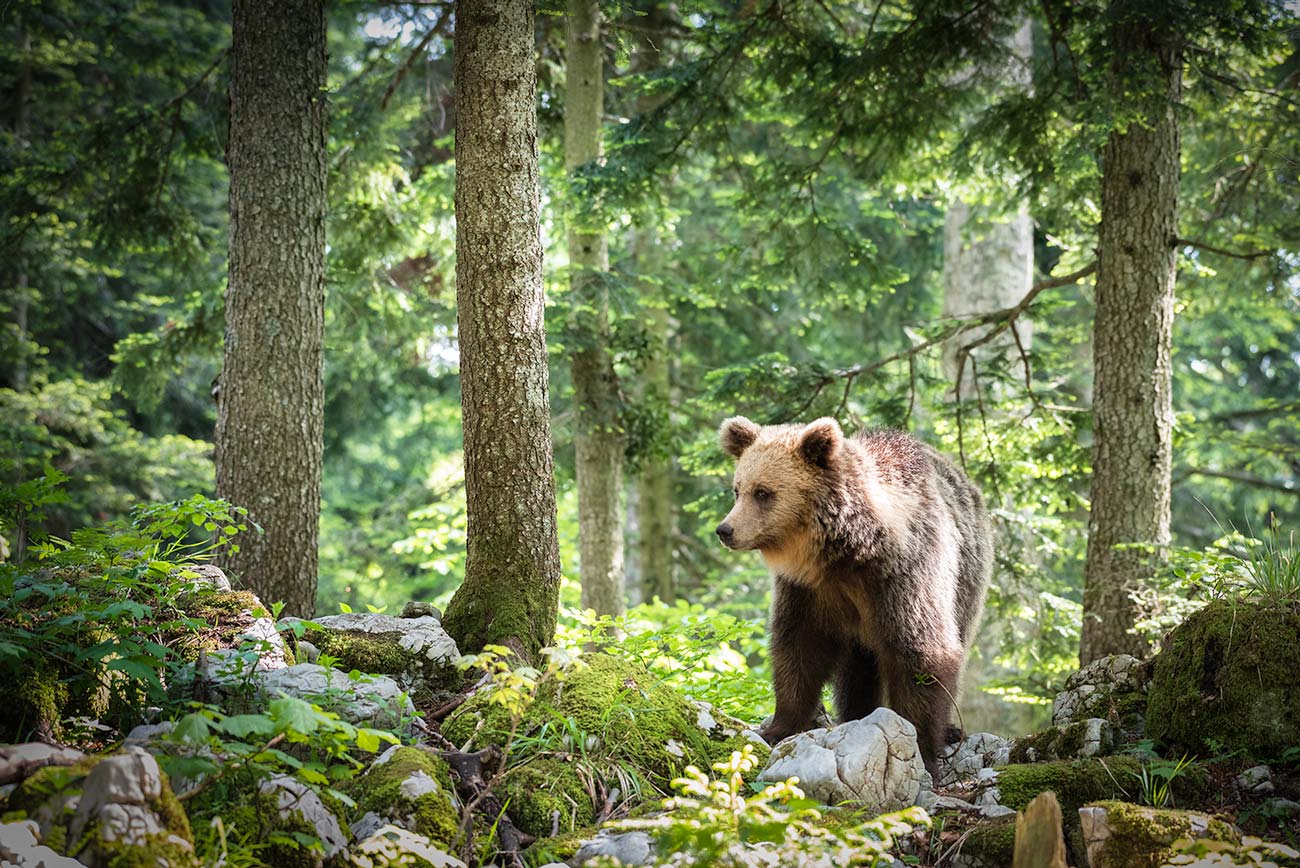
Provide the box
[760,579,838,745]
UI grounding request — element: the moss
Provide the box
[445,654,769,789]
[995,757,1143,814]
[342,746,459,848]
[1147,600,1300,760]
[98,832,201,868]
[303,627,411,677]
[440,553,557,664]
[216,788,337,868]
[500,758,598,839]
[1084,800,1239,868]
[169,590,265,662]
[1010,719,1104,763]
[959,815,1017,866]
[0,666,71,742]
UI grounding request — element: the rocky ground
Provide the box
[1,569,1298,867]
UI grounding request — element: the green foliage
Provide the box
[598,745,928,867]
[557,601,770,718]
[0,477,248,740]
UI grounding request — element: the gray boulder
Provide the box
[282,612,460,693]
[350,824,467,867]
[0,743,87,787]
[257,664,415,729]
[756,708,930,813]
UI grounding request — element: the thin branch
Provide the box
[1175,467,1298,495]
[1175,237,1274,262]
[381,15,450,110]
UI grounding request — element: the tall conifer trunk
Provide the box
[631,2,675,604]
[566,0,625,616]
[1080,6,1182,664]
[215,0,327,617]
[440,0,562,661]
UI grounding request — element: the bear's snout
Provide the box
[715,523,735,547]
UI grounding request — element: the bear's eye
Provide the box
[732,486,739,499]
[753,488,772,502]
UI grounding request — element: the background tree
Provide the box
[440,0,563,661]
[565,0,625,616]
[214,0,327,618]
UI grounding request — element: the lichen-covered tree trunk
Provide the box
[440,0,562,662]
[1080,8,1182,664]
[566,0,625,617]
[630,4,676,604]
[215,0,326,618]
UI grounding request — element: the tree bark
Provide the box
[440,0,562,662]
[1080,6,1182,664]
[566,0,625,617]
[215,0,327,618]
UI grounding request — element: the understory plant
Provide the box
[598,744,929,868]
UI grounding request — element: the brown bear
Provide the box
[716,416,993,774]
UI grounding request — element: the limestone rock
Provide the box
[1010,718,1115,763]
[258,775,349,867]
[242,664,415,729]
[1235,764,1273,795]
[0,743,87,787]
[400,601,442,620]
[756,708,929,813]
[171,563,233,592]
[937,731,1012,787]
[572,830,654,866]
[282,613,459,694]
[1052,654,1149,737]
[350,823,467,868]
[14,748,199,868]
[342,746,460,847]
[1078,800,1238,868]
[0,819,85,868]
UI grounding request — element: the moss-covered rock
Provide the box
[1009,717,1114,763]
[1078,800,1239,868]
[1147,600,1300,759]
[343,746,460,849]
[498,757,604,839]
[444,654,766,789]
[958,814,1017,867]
[284,613,461,699]
[7,750,198,868]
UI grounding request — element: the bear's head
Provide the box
[715,416,843,554]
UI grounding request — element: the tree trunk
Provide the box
[566,0,625,617]
[440,0,562,662]
[10,13,32,391]
[942,21,1034,400]
[1080,8,1182,664]
[215,0,327,618]
[638,300,675,602]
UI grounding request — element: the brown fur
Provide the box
[717,416,994,774]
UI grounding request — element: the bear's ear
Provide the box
[798,417,843,468]
[719,416,760,459]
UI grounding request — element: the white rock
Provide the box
[350,824,467,868]
[350,811,387,843]
[0,819,85,868]
[1052,654,1147,727]
[976,767,999,783]
[936,731,1014,787]
[64,750,195,866]
[1236,764,1274,794]
[0,743,87,787]
[256,664,415,729]
[756,708,929,813]
[572,830,654,866]
[980,804,1016,818]
[399,770,443,801]
[260,775,348,864]
[172,563,232,592]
